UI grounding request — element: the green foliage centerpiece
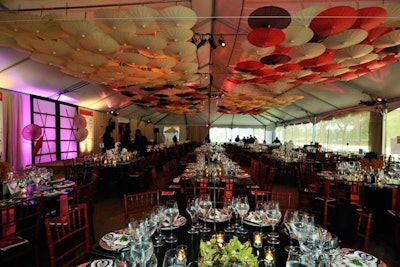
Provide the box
[199,236,258,267]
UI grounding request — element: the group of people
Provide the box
[102,124,148,156]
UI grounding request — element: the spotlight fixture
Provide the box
[218,35,226,48]
[196,37,207,49]
[107,110,120,116]
[208,37,217,49]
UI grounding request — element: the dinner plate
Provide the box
[76,259,116,267]
[42,189,66,197]
[243,211,271,227]
[53,180,75,189]
[236,173,251,179]
[160,215,187,230]
[332,248,381,267]
[199,208,230,222]
[99,231,130,251]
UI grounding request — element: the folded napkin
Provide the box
[161,191,175,196]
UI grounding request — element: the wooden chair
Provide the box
[123,190,160,222]
[75,180,97,243]
[0,196,43,267]
[388,185,400,256]
[357,212,373,252]
[44,203,91,267]
[253,190,292,212]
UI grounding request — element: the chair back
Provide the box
[0,197,43,266]
[253,190,292,212]
[357,212,373,252]
[44,203,91,267]
[124,190,160,222]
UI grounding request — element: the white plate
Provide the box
[243,211,271,227]
[99,231,130,251]
[333,248,381,267]
[90,259,114,267]
[43,189,66,197]
[160,215,187,230]
[199,208,230,222]
[53,180,75,189]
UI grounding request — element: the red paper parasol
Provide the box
[247,28,285,47]
[352,7,387,31]
[248,6,291,29]
[310,6,358,37]
[236,61,265,72]
[275,63,303,73]
[312,63,342,73]
[22,124,42,141]
[260,54,291,65]
[365,27,393,44]
[75,128,88,143]
[299,54,334,67]
[73,114,87,129]
[33,136,43,156]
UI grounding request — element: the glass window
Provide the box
[32,96,78,163]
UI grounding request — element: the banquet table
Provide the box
[91,204,387,267]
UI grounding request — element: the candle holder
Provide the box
[253,231,262,248]
[175,244,187,266]
[216,231,225,244]
[263,245,275,266]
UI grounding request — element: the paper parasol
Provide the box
[22,124,42,141]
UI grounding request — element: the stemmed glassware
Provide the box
[7,170,18,195]
[223,197,235,233]
[255,200,266,235]
[153,204,165,247]
[38,167,50,187]
[282,209,298,252]
[130,237,154,267]
[231,196,240,229]
[199,194,212,233]
[186,198,199,234]
[265,200,282,244]
[164,200,179,243]
[235,195,250,235]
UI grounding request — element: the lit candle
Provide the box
[216,231,224,244]
[176,244,187,262]
[253,232,262,248]
[265,246,274,262]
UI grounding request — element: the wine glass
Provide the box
[235,195,250,235]
[130,240,154,267]
[223,197,235,233]
[255,200,266,234]
[7,170,18,195]
[282,209,298,252]
[199,194,212,233]
[231,196,240,229]
[265,200,282,244]
[153,204,166,246]
[186,198,199,234]
[164,200,179,243]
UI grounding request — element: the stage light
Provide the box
[196,38,207,49]
[208,37,217,49]
[218,35,226,48]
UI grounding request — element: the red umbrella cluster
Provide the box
[222,4,400,114]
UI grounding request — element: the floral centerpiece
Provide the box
[0,162,11,182]
[199,236,258,267]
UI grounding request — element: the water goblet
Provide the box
[164,200,179,243]
[130,239,154,267]
[265,200,282,244]
[223,197,235,233]
[186,198,199,234]
[154,204,166,245]
[255,200,267,235]
[199,194,212,233]
[282,209,298,252]
[235,195,250,235]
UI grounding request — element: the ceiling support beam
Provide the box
[296,87,340,110]
[0,57,29,73]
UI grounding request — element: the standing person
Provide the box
[102,125,115,153]
[133,129,148,156]
[272,137,281,144]
[172,135,178,144]
[121,125,133,151]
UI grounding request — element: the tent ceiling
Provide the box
[1,0,400,128]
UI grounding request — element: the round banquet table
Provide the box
[91,207,387,267]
